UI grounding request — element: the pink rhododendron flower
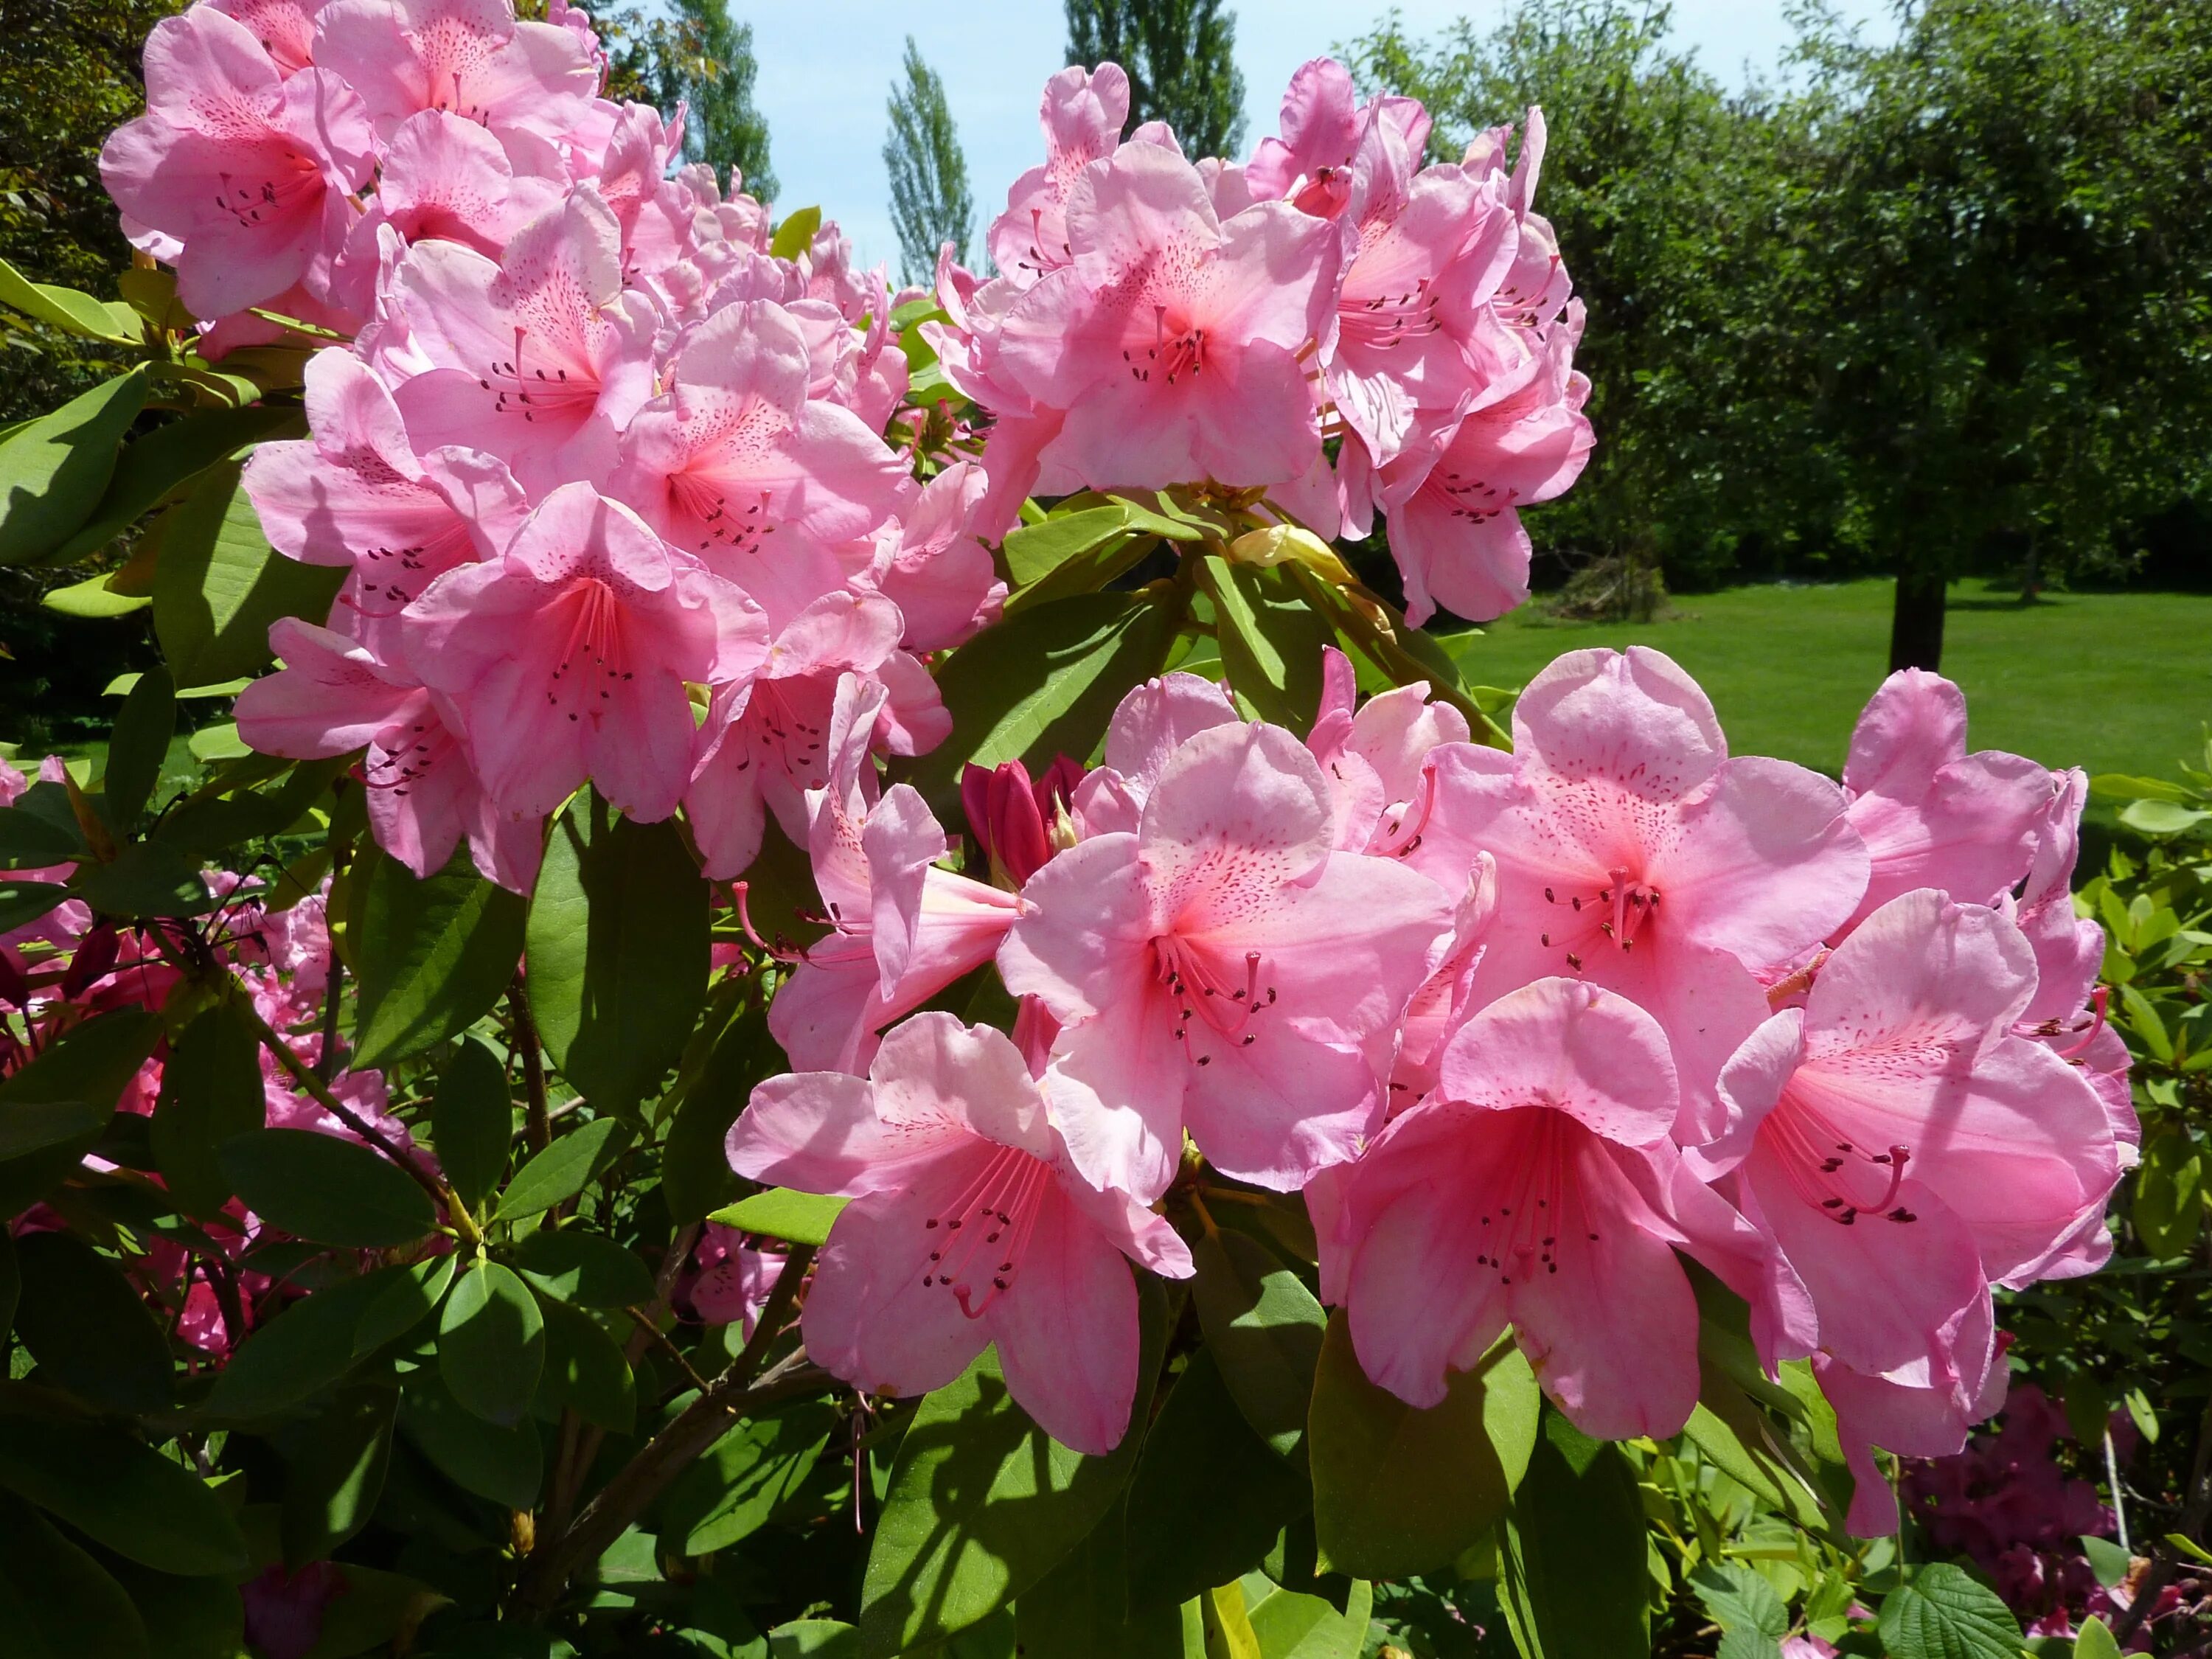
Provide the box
[680,1224,787,1338]
[761,678,1018,1072]
[1063,669,1242,838]
[859,460,1006,653]
[390,187,658,492]
[1408,647,1870,1141]
[961,756,1085,889]
[1246,58,1429,217]
[726,1013,1193,1453]
[1305,645,1470,853]
[357,106,560,260]
[100,7,374,316]
[1837,669,2056,932]
[1001,715,1454,1201]
[400,481,768,822]
[992,142,1338,491]
[312,0,597,153]
[212,0,328,76]
[1326,977,1805,1438]
[989,63,1130,283]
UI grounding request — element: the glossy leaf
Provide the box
[534,1298,635,1432]
[350,849,528,1071]
[1498,1413,1650,1659]
[662,1399,841,1556]
[1238,1571,1371,1659]
[0,1397,250,1576]
[526,797,709,1113]
[1198,557,1332,730]
[400,1371,543,1509]
[69,840,222,917]
[495,1116,632,1221]
[208,1262,440,1420]
[282,1386,396,1568]
[1192,1228,1326,1461]
[220,1128,438,1248]
[1307,1313,1538,1577]
[0,1009,163,1211]
[152,457,343,687]
[709,1187,850,1248]
[431,1037,514,1214]
[104,666,175,825]
[771,206,822,260]
[1013,1495,1190,1659]
[0,257,139,343]
[512,1229,655,1308]
[151,999,264,1217]
[1004,505,1133,587]
[439,1261,545,1427]
[0,880,67,936]
[0,368,147,566]
[51,403,298,566]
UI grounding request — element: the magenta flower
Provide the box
[1409,647,1870,1141]
[99,6,373,317]
[961,756,1085,888]
[1328,977,1804,1439]
[400,481,768,823]
[1837,669,2057,933]
[1001,718,1454,1201]
[762,679,1018,1073]
[726,1014,1193,1453]
[992,142,1339,491]
[390,187,658,493]
[609,297,915,622]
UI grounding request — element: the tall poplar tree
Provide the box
[653,0,776,201]
[1063,0,1247,157]
[883,37,973,283]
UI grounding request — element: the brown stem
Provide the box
[509,1245,818,1619]
[312,950,344,1083]
[2112,1397,2212,1643]
[509,977,551,1155]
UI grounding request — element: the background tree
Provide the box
[1065,0,1248,157]
[646,0,777,201]
[883,36,974,283]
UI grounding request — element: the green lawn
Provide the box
[1450,578,2212,784]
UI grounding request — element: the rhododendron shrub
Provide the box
[0,3,2165,1653]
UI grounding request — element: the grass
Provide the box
[1450,577,2212,784]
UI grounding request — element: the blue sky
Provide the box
[726,0,1898,274]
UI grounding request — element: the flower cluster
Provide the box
[931,55,1593,623]
[741,654,2133,1526]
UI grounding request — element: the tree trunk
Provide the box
[1888,566,1947,673]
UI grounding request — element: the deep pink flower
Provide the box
[681,1224,787,1338]
[726,1013,1193,1453]
[609,297,915,623]
[1001,717,1454,1200]
[962,756,1085,888]
[243,1562,349,1659]
[762,678,1019,1072]
[1837,669,2056,933]
[100,7,373,316]
[1408,647,1869,1141]
[400,481,768,822]
[991,142,1339,491]
[390,187,658,493]
[1328,977,1805,1438]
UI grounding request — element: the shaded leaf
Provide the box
[282,1385,396,1568]
[400,1371,543,1509]
[431,1037,512,1214]
[535,1298,634,1432]
[220,1128,437,1248]
[0,369,147,566]
[1498,1413,1649,1659]
[0,1488,150,1658]
[13,1231,170,1411]
[351,849,528,1070]
[153,457,343,686]
[439,1261,544,1427]
[512,1229,655,1308]
[495,1116,631,1221]
[663,1399,840,1555]
[152,999,264,1217]
[105,666,176,826]
[1192,1228,1326,1461]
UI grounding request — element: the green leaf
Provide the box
[709,1187,850,1248]
[664,993,778,1223]
[0,368,147,566]
[400,1371,543,1509]
[282,1385,396,1568]
[351,848,529,1070]
[534,1298,634,1432]
[0,257,140,344]
[108,1559,246,1659]
[771,206,823,260]
[1874,1563,2023,1659]
[858,1280,1166,1657]
[52,403,299,564]
[2131,1124,2205,1257]
[1307,1312,1538,1578]
[1004,505,1133,586]
[663,1399,840,1555]
[1498,1413,1650,1659]
[1690,1562,1790,1639]
[69,839,223,918]
[512,1229,655,1308]
[0,1009,164,1211]
[152,1000,264,1217]
[153,457,344,686]
[439,1261,544,1426]
[0,801,83,869]
[0,1394,250,1576]
[905,589,1184,807]
[1197,557,1332,730]
[0,880,66,935]
[2120,799,2212,836]
[2079,1534,2130,1590]
[220,1127,438,1248]
[1014,1495,1190,1659]
[41,571,153,616]
[2073,1615,2123,1659]
[304,1565,448,1659]
[1123,1348,1312,1608]
[0,1489,151,1659]
[495,1116,632,1221]
[13,1232,171,1411]
[105,666,176,825]
[526,796,709,1113]
[1681,1370,1834,1534]
[1192,1228,1326,1461]
[431,1037,513,1214]
[207,1264,425,1419]
[1239,1571,1371,1659]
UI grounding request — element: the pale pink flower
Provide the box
[1001,718,1454,1201]
[759,678,1018,1072]
[1837,669,2056,933]
[1327,977,1806,1439]
[390,187,658,493]
[100,7,373,316]
[1245,58,1429,218]
[211,0,327,76]
[400,482,768,823]
[991,142,1339,492]
[1305,646,1470,853]
[987,63,1131,285]
[608,298,915,624]
[362,107,561,259]
[858,461,1006,653]
[726,1013,1193,1453]
[682,1225,787,1338]
[1064,671,1242,838]
[1408,647,1870,1142]
[311,0,598,151]
[1815,1313,2012,1537]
